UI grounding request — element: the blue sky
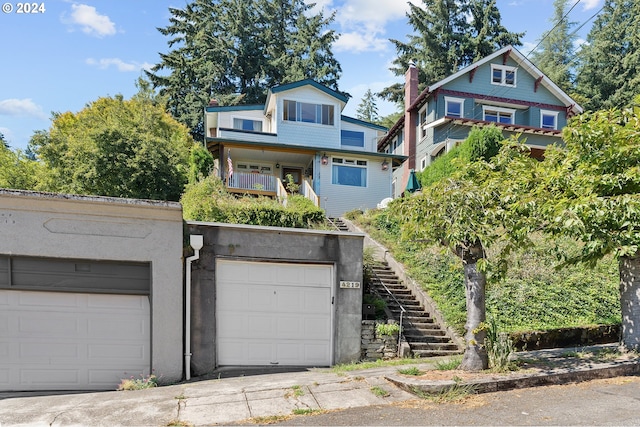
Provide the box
[1,0,603,150]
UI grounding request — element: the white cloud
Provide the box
[86,58,153,72]
[0,99,47,120]
[310,0,410,53]
[65,4,116,38]
[335,32,389,53]
[581,0,601,11]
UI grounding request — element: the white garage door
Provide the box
[0,256,151,391]
[216,260,333,366]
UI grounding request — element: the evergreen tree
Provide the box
[575,0,640,111]
[530,0,578,93]
[356,89,380,123]
[380,0,523,104]
[147,0,341,141]
[0,132,7,149]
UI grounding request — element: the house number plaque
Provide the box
[340,281,361,289]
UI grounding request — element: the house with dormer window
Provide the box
[378,45,583,197]
[204,80,405,216]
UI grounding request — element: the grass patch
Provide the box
[166,421,192,427]
[291,408,323,416]
[332,357,422,374]
[411,380,477,403]
[285,385,304,398]
[434,357,462,371]
[249,415,292,424]
[117,374,158,391]
[370,386,390,397]
[562,347,625,361]
[397,366,423,376]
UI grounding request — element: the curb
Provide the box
[385,361,640,395]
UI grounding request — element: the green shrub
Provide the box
[376,322,401,336]
[180,175,325,228]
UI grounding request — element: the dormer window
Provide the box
[491,64,517,87]
[283,100,334,126]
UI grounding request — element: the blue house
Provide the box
[204,79,405,216]
[378,45,583,197]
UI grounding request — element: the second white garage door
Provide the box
[216,260,333,366]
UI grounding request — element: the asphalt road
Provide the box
[269,376,640,426]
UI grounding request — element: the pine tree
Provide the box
[147,0,341,141]
[575,0,640,111]
[356,89,380,123]
[530,0,578,93]
[380,0,522,104]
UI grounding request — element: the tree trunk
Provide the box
[457,243,489,371]
[619,254,640,351]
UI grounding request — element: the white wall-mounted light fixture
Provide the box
[381,159,389,171]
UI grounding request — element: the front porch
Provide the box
[226,171,319,207]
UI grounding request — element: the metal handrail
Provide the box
[366,264,413,355]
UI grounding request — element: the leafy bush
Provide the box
[376,322,401,336]
[418,125,503,188]
[180,175,325,228]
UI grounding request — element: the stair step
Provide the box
[387,300,421,307]
[404,335,452,344]
[404,326,446,334]
[410,342,460,350]
[412,349,462,358]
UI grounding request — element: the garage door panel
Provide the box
[21,369,81,387]
[304,288,331,313]
[88,343,147,360]
[20,341,79,359]
[217,261,332,366]
[304,267,332,286]
[304,317,331,337]
[247,287,274,310]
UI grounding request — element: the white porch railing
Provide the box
[302,179,319,207]
[276,177,288,207]
[228,172,277,193]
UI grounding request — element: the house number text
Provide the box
[340,281,360,289]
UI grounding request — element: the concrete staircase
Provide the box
[327,217,350,232]
[369,261,461,358]
[329,215,461,359]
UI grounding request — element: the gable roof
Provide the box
[411,45,583,114]
[269,79,350,103]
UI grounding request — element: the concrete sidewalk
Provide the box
[0,345,638,427]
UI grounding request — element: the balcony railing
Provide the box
[228,172,277,194]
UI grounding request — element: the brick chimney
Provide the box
[402,62,419,191]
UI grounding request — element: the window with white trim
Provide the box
[540,110,559,130]
[419,108,428,138]
[445,96,464,118]
[483,105,515,124]
[233,118,263,132]
[283,100,334,125]
[420,156,428,171]
[491,64,517,87]
[332,157,367,187]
